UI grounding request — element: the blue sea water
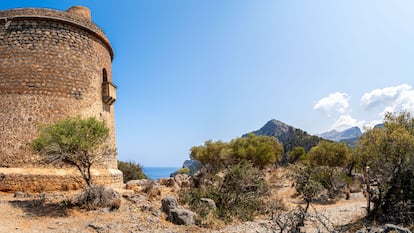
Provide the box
[143,167,180,180]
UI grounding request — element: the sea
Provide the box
[143,167,180,180]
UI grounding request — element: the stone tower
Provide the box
[0,6,122,192]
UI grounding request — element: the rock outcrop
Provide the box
[161,196,196,225]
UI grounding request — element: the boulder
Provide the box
[168,208,196,225]
[161,196,196,225]
[158,178,177,188]
[173,174,191,188]
[125,179,153,192]
[161,196,178,216]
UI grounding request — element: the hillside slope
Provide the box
[246,119,324,162]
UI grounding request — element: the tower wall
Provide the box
[0,7,122,192]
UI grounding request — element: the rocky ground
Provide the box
[0,180,369,233]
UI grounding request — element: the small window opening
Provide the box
[103,68,108,82]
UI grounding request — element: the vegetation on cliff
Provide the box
[118,160,147,182]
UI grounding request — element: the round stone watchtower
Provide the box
[0,6,122,192]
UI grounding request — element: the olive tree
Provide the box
[31,116,110,187]
[190,134,283,169]
[307,141,351,199]
[357,112,414,222]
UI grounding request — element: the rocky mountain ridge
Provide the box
[318,126,363,142]
[245,119,324,161]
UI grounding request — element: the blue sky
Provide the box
[3,1,414,166]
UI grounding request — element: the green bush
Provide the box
[31,116,110,187]
[117,160,147,182]
[357,112,414,224]
[287,146,306,163]
[217,161,269,221]
[190,134,283,170]
[74,186,121,211]
[180,161,269,224]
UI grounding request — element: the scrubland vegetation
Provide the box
[26,112,414,231]
[179,111,414,231]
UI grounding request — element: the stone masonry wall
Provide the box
[0,168,123,192]
[0,7,121,191]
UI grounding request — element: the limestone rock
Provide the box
[168,208,196,225]
[161,196,196,226]
[161,196,178,216]
[125,179,153,192]
[173,174,192,188]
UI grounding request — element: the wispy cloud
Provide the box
[361,84,414,115]
[313,92,350,116]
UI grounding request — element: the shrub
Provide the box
[287,146,307,163]
[190,134,283,170]
[118,160,147,182]
[74,186,121,211]
[230,134,283,168]
[31,116,111,187]
[217,161,269,221]
[180,161,269,224]
[357,111,414,223]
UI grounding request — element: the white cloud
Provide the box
[314,92,350,115]
[361,84,414,115]
[331,114,365,131]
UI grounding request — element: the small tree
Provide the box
[287,146,307,163]
[307,141,351,199]
[31,116,110,187]
[291,164,323,228]
[357,112,414,222]
[230,134,283,167]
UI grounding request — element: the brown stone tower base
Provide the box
[0,168,123,192]
[0,6,123,192]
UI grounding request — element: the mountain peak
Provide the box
[252,119,292,138]
[319,126,362,142]
[244,119,323,163]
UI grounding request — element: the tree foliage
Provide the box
[308,141,351,168]
[190,140,231,169]
[31,116,110,187]
[295,141,352,200]
[118,160,147,182]
[180,161,269,223]
[357,112,414,223]
[287,146,307,163]
[190,134,283,169]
